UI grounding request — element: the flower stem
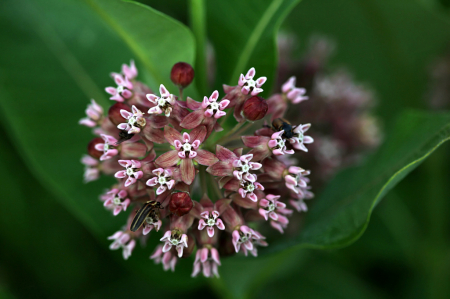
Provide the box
[189,0,207,95]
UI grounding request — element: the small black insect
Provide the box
[115,130,134,145]
[272,118,294,139]
[130,201,163,232]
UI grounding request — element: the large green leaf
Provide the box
[85,0,196,92]
[0,0,201,288]
[272,111,450,251]
[207,0,301,93]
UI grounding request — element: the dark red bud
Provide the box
[181,233,196,258]
[169,192,193,216]
[87,137,104,159]
[242,96,268,121]
[108,102,130,126]
[170,62,195,88]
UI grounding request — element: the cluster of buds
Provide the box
[79,60,314,278]
[274,35,382,181]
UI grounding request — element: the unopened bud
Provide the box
[87,137,104,159]
[170,62,195,88]
[108,102,130,126]
[169,192,193,216]
[242,96,268,121]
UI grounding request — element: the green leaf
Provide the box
[0,0,201,288]
[274,110,450,251]
[85,0,196,91]
[207,0,301,93]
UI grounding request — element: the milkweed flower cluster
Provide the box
[79,60,314,278]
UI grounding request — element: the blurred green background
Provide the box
[1,0,450,298]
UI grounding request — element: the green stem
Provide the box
[199,166,207,195]
[216,121,247,145]
[189,0,207,95]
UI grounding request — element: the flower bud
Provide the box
[169,192,193,216]
[170,62,195,88]
[108,102,130,126]
[87,137,104,159]
[242,96,268,121]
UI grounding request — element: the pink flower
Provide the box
[146,168,175,195]
[282,76,308,104]
[142,211,162,235]
[101,188,130,216]
[192,247,221,278]
[108,230,136,260]
[150,245,178,272]
[146,84,176,117]
[232,225,267,256]
[268,131,294,155]
[114,160,143,187]
[198,211,225,237]
[117,105,146,134]
[81,155,99,183]
[287,124,314,152]
[285,168,310,194]
[160,230,188,258]
[258,194,293,233]
[79,99,103,127]
[238,174,264,202]
[207,146,261,181]
[238,67,267,96]
[105,74,133,102]
[94,134,119,161]
[122,60,138,80]
[180,91,229,132]
[155,126,217,185]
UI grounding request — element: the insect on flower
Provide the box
[115,130,135,145]
[130,201,163,232]
[272,118,294,139]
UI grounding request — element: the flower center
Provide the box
[295,130,304,142]
[207,218,216,226]
[170,238,179,246]
[245,183,255,192]
[277,138,285,148]
[208,101,220,112]
[117,85,124,93]
[241,163,250,173]
[158,176,167,184]
[128,117,137,126]
[126,168,135,176]
[267,202,276,212]
[103,143,109,152]
[244,79,256,91]
[113,197,121,205]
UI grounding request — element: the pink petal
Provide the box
[210,90,219,101]
[183,132,190,142]
[114,170,127,178]
[282,76,296,93]
[238,74,245,86]
[256,77,267,87]
[124,177,136,187]
[189,151,197,159]
[155,150,180,167]
[198,219,207,230]
[162,242,172,253]
[216,219,225,230]
[156,185,167,195]
[146,177,158,186]
[214,110,226,119]
[159,84,170,97]
[207,227,215,238]
[120,109,132,119]
[251,88,263,96]
[219,99,230,110]
[245,67,255,79]
[180,159,196,185]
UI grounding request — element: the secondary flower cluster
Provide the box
[276,35,381,181]
[79,60,314,278]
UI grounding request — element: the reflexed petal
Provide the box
[206,161,233,176]
[180,109,204,129]
[216,145,237,162]
[155,150,180,167]
[189,125,207,143]
[163,125,182,145]
[195,149,218,166]
[180,159,196,185]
